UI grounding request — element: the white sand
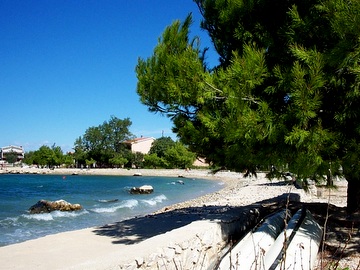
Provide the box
[0,168,347,269]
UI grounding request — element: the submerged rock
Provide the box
[29,199,82,214]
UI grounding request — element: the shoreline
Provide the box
[0,168,350,269]
[0,167,241,180]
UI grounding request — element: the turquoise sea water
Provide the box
[0,174,223,247]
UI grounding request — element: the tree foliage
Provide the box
[164,142,196,169]
[149,136,176,158]
[130,152,145,169]
[23,144,74,168]
[144,137,195,169]
[136,0,360,213]
[109,155,128,168]
[143,153,168,169]
[4,151,18,164]
[74,116,134,167]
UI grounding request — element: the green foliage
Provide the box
[143,153,168,169]
[136,14,206,117]
[23,151,35,165]
[73,136,87,166]
[130,152,144,169]
[24,145,67,168]
[109,155,128,168]
[4,151,18,164]
[74,116,134,167]
[164,142,196,169]
[63,154,75,167]
[136,0,360,211]
[145,140,196,169]
[85,158,96,168]
[149,137,175,158]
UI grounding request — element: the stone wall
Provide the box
[118,193,301,270]
[119,207,264,270]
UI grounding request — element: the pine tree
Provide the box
[136,0,360,213]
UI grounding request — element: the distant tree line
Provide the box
[23,144,73,168]
[23,116,197,169]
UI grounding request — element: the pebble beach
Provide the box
[0,167,355,269]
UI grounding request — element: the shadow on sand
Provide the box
[92,189,360,259]
[92,193,300,245]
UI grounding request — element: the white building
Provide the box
[123,137,155,154]
[0,145,25,161]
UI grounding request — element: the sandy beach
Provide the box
[0,168,356,269]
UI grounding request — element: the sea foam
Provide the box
[141,194,167,206]
[91,199,139,213]
[22,213,54,221]
[21,209,89,221]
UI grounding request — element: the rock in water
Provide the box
[130,185,154,194]
[29,199,82,214]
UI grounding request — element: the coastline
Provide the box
[0,168,351,269]
[0,167,241,180]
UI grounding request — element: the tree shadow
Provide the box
[92,193,301,245]
[92,191,359,263]
[301,202,360,257]
[256,180,297,187]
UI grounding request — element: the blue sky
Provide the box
[0,1,218,153]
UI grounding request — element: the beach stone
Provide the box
[29,199,82,214]
[130,185,154,194]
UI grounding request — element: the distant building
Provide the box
[123,137,155,154]
[0,145,25,161]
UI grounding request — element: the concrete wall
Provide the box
[118,208,263,270]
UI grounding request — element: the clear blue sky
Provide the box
[0,1,218,153]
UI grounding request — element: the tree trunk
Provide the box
[346,176,360,214]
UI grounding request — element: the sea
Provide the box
[0,173,223,247]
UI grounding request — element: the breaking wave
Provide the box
[140,194,167,206]
[91,199,139,213]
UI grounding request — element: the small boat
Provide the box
[216,209,290,270]
[264,208,322,270]
[216,208,322,270]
